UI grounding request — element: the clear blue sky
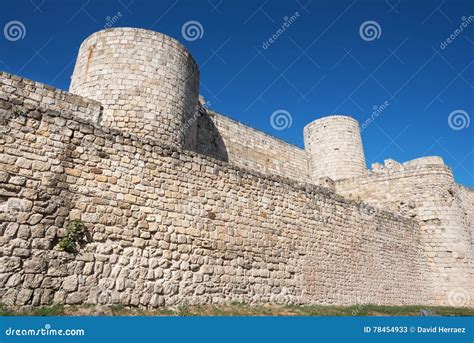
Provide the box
[1,0,473,186]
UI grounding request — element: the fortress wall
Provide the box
[0,80,429,307]
[458,184,474,245]
[0,72,102,123]
[335,165,474,306]
[197,110,310,182]
[69,28,200,148]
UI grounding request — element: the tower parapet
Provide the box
[69,27,200,148]
[304,115,366,181]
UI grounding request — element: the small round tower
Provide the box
[69,28,200,148]
[304,115,366,181]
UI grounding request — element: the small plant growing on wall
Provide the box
[12,107,26,116]
[58,219,87,253]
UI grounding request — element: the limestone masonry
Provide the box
[0,28,472,308]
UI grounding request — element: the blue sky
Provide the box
[1,0,473,186]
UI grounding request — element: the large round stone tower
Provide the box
[304,115,366,181]
[69,28,200,148]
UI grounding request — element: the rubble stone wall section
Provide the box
[458,184,474,248]
[0,77,430,308]
[335,165,474,306]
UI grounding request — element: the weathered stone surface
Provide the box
[66,292,86,304]
[69,28,199,150]
[31,160,50,172]
[0,27,471,310]
[62,275,78,292]
[336,162,473,307]
[24,258,46,274]
[9,176,26,186]
[16,288,33,305]
[304,116,366,181]
[28,214,42,225]
[6,198,33,212]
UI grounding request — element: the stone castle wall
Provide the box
[196,110,310,182]
[335,158,473,306]
[0,73,430,307]
[457,184,474,238]
[0,26,472,309]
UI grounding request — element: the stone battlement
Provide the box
[0,27,472,309]
[0,72,102,123]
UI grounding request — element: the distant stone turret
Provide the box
[304,115,366,181]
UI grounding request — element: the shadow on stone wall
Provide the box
[195,109,229,162]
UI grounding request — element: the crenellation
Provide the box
[0,27,472,309]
